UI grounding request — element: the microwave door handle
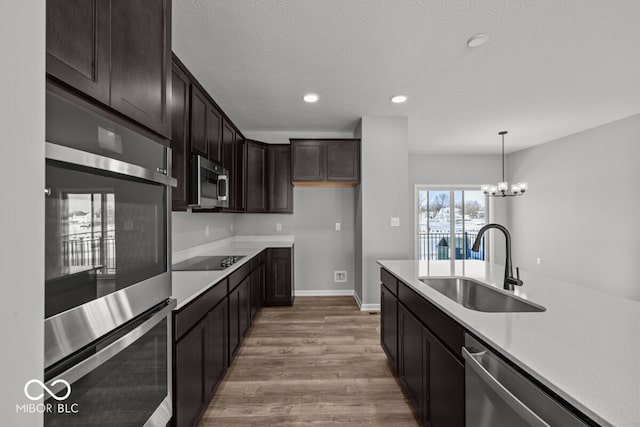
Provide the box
[218,174,228,201]
[462,347,550,427]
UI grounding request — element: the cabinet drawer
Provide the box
[380,269,398,296]
[175,279,227,340]
[229,262,251,291]
[398,281,463,360]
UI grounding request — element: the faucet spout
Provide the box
[472,223,523,290]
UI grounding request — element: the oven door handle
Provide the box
[47,300,176,396]
[462,347,550,427]
[46,142,177,187]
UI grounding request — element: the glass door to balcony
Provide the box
[416,187,488,276]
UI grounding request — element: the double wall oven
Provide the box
[44,88,176,426]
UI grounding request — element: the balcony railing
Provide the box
[62,231,116,273]
[418,232,485,261]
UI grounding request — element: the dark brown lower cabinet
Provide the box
[250,261,264,320]
[205,300,228,397]
[265,247,294,306]
[399,304,424,417]
[381,284,398,373]
[174,319,206,427]
[424,327,464,427]
[382,268,464,427]
[228,284,240,360]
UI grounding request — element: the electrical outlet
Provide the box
[536,257,541,265]
[276,223,282,232]
[334,271,347,282]
[230,223,233,232]
[335,222,341,231]
[205,226,210,237]
[390,217,400,227]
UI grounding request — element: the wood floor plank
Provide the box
[198,296,419,427]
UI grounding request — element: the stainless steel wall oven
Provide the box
[44,87,176,426]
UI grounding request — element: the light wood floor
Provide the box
[199,296,419,426]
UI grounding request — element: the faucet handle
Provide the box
[514,267,523,286]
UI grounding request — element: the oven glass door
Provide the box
[45,160,167,319]
[44,301,174,427]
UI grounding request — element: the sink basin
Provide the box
[419,277,546,312]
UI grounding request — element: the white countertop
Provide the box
[377,260,640,427]
[171,235,294,309]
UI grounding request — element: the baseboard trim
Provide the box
[353,292,380,311]
[294,289,355,297]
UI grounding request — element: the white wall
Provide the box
[358,117,411,307]
[0,1,45,425]
[172,212,235,252]
[235,187,356,294]
[507,114,640,301]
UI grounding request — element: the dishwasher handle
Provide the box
[462,347,550,427]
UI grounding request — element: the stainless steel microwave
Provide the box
[189,155,229,209]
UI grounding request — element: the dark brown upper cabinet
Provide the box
[327,140,360,181]
[189,85,208,158]
[290,139,360,186]
[170,62,190,211]
[234,136,246,212]
[246,141,268,213]
[268,145,294,213]
[110,0,171,138]
[46,0,110,106]
[46,0,171,138]
[291,140,325,181]
[206,106,222,163]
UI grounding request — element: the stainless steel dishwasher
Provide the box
[463,334,591,427]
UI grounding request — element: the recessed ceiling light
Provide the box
[391,95,407,104]
[467,34,488,48]
[303,93,319,103]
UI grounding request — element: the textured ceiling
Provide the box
[173,0,640,154]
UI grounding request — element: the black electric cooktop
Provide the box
[172,255,245,271]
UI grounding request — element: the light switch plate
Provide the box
[276,223,282,232]
[335,222,341,231]
[391,217,400,227]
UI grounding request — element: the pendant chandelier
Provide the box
[481,131,528,197]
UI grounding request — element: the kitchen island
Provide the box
[378,260,640,427]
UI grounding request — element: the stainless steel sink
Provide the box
[419,277,546,312]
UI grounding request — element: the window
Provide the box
[415,186,489,276]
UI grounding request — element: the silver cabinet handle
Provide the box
[462,347,550,427]
[156,167,167,175]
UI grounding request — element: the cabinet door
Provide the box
[46,0,110,105]
[425,329,464,427]
[250,267,260,320]
[399,304,423,419]
[175,320,206,427]
[265,248,294,306]
[246,141,268,212]
[221,120,236,209]
[110,0,171,137]
[327,140,360,181]
[206,105,222,163]
[291,140,325,181]
[234,136,246,212]
[228,285,240,361]
[381,284,398,373]
[239,278,250,337]
[170,62,190,211]
[190,85,208,157]
[268,145,294,213]
[205,300,228,399]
